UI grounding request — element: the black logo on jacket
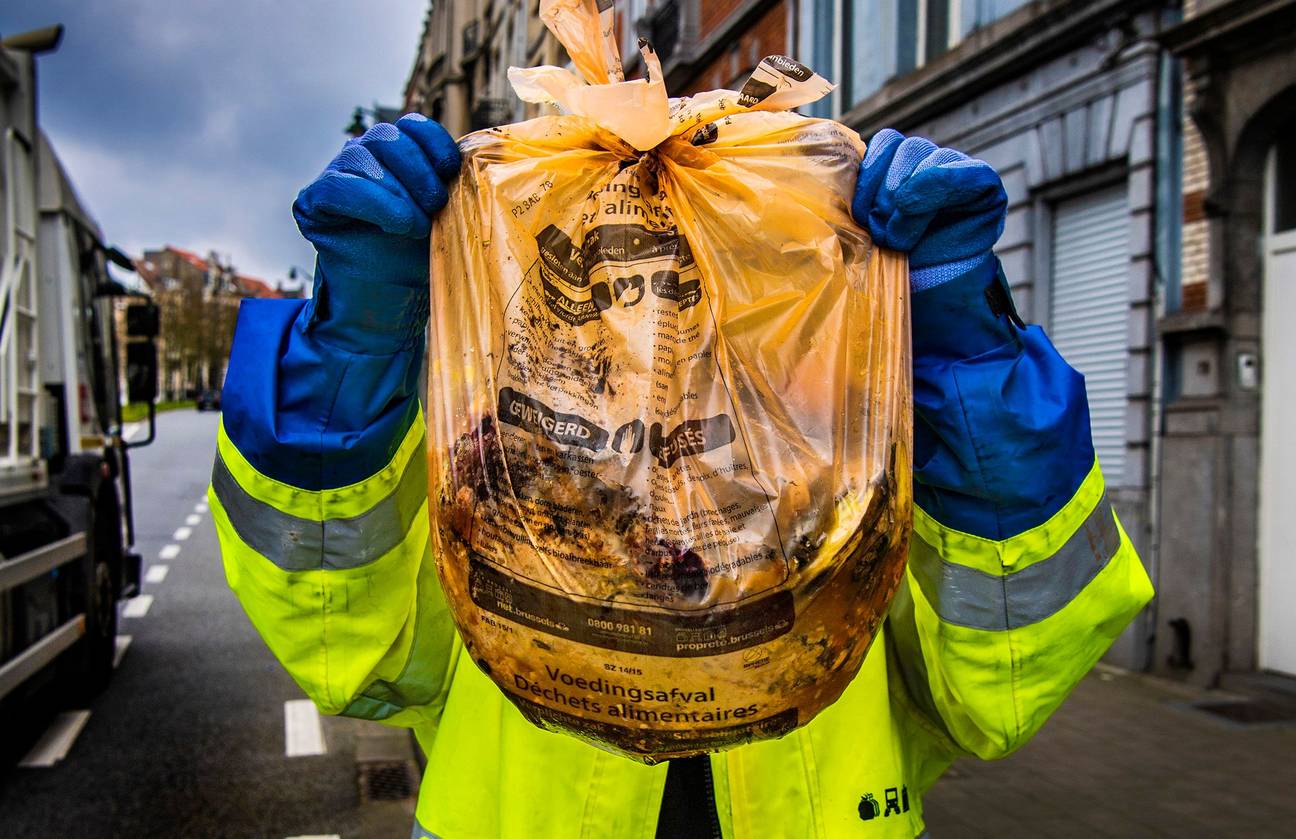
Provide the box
[858,786,910,821]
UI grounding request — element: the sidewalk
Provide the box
[921,666,1296,838]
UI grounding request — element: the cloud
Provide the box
[1,0,430,280]
[53,133,316,282]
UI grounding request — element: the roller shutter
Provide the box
[1049,184,1130,485]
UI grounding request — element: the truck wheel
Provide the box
[59,495,119,703]
[81,556,118,694]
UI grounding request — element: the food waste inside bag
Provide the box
[427,0,912,762]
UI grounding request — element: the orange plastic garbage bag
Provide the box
[427,0,911,762]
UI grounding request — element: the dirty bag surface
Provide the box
[427,0,911,762]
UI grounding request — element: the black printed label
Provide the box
[468,554,794,656]
[512,695,798,756]
[738,78,777,108]
[538,273,612,326]
[766,55,813,82]
[498,387,609,451]
[692,123,719,146]
[649,270,701,310]
[536,224,587,288]
[649,415,736,467]
[582,224,695,270]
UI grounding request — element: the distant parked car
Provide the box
[196,389,222,412]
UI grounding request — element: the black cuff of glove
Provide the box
[304,265,429,355]
[911,255,1026,362]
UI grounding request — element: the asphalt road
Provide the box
[0,409,414,838]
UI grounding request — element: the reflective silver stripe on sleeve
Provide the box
[411,819,442,839]
[210,449,427,571]
[909,493,1122,631]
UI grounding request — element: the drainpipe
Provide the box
[1146,28,1184,671]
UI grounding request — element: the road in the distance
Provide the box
[0,409,413,838]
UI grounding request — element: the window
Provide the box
[1272,118,1296,234]
[800,0,1030,117]
[510,2,529,120]
[620,0,650,66]
[798,0,840,117]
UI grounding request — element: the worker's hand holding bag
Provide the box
[292,115,460,354]
[852,128,1008,291]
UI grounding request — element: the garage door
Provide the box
[1049,184,1130,486]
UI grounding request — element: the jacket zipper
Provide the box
[701,757,722,839]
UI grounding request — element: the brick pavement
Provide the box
[922,666,1296,838]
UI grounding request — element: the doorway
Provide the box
[1259,134,1296,675]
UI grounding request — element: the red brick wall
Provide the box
[699,0,746,38]
[686,1,787,94]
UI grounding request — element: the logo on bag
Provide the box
[534,224,702,324]
[612,419,645,454]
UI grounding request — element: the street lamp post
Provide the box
[284,265,313,299]
[345,104,404,137]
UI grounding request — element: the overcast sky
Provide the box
[1,0,429,286]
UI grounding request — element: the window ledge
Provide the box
[839,0,1162,137]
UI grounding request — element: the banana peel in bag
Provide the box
[427,0,912,762]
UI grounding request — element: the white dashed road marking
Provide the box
[195,501,209,513]
[113,635,132,669]
[122,594,154,618]
[284,700,326,757]
[121,422,143,442]
[145,565,169,584]
[185,514,201,526]
[159,544,180,560]
[19,711,91,768]
[173,526,192,541]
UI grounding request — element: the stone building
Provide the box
[404,1,563,136]
[805,1,1179,674]
[1157,0,1296,685]
[133,247,297,400]
[402,1,793,129]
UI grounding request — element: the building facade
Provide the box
[800,0,1179,674]
[404,1,564,136]
[402,0,795,127]
[1158,0,1296,685]
[134,247,298,401]
[404,0,1296,681]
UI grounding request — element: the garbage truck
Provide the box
[0,25,158,723]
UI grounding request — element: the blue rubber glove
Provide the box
[293,113,461,354]
[852,128,1007,291]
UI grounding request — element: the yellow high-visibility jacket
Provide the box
[211,258,1153,838]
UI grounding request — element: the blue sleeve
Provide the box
[221,294,424,491]
[909,257,1095,540]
